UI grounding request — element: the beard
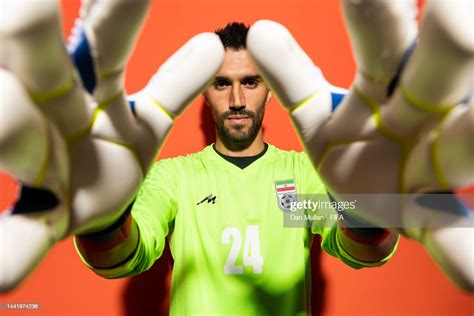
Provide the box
[213,105,265,150]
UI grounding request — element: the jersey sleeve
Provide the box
[77,159,179,278]
[301,153,398,269]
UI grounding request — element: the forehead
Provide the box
[216,49,259,78]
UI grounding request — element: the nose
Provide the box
[230,83,245,110]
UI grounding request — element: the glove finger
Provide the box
[342,0,418,99]
[129,32,224,165]
[66,0,152,170]
[423,226,474,292]
[0,0,72,96]
[137,32,224,117]
[68,0,150,102]
[0,69,50,185]
[0,215,54,292]
[383,0,474,136]
[436,104,474,190]
[405,104,474,193]
[0,70,70,292]
[0,0,91,137]
[247,20,330,109]
[247,19,333,159]
[401,191,474,291]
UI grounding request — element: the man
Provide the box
[1,0,469,307]
[75,23,399,315]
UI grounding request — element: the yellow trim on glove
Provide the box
[288,90,321,114]
[98,67,123,79]
[353,86,414,193]
[400,85,455,115]
[30,75,76,105]
[150,98,175,121]
[66,92,122,144]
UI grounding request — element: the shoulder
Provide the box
[148,146,212,174]
[267,144,313,167]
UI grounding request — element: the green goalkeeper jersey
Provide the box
[78,144,397,315]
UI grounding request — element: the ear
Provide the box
[202,92,211,107]
[265,90,272,105]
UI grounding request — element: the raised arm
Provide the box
[0,0,224,291]
[247,0,473,291]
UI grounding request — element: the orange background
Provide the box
[1,0,473,315]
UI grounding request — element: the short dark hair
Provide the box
[215,22,249,50]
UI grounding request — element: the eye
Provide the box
[213,79,230,90]
[242,78,259,89]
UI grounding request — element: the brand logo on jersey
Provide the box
[275,179,297,212]
[197,194,217,205]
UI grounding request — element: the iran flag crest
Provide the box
[275,179,297,212]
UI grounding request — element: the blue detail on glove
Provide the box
[387,39,417,97]
[330,92,346,111]
[70,32,96,94]
[128,99,136,117]
[415,191,470,217]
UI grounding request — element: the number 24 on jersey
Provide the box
[222,225,263,275]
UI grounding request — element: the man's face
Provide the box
[204,49,271,145]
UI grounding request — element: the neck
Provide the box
[214,129,265,157]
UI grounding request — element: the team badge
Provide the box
[274,179,297,212]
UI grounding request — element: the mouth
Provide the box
[226,116,250,124]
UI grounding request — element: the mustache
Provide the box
[221,109,256,119]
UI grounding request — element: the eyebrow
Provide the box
[242,75,263,82]
[213,75,263,82]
